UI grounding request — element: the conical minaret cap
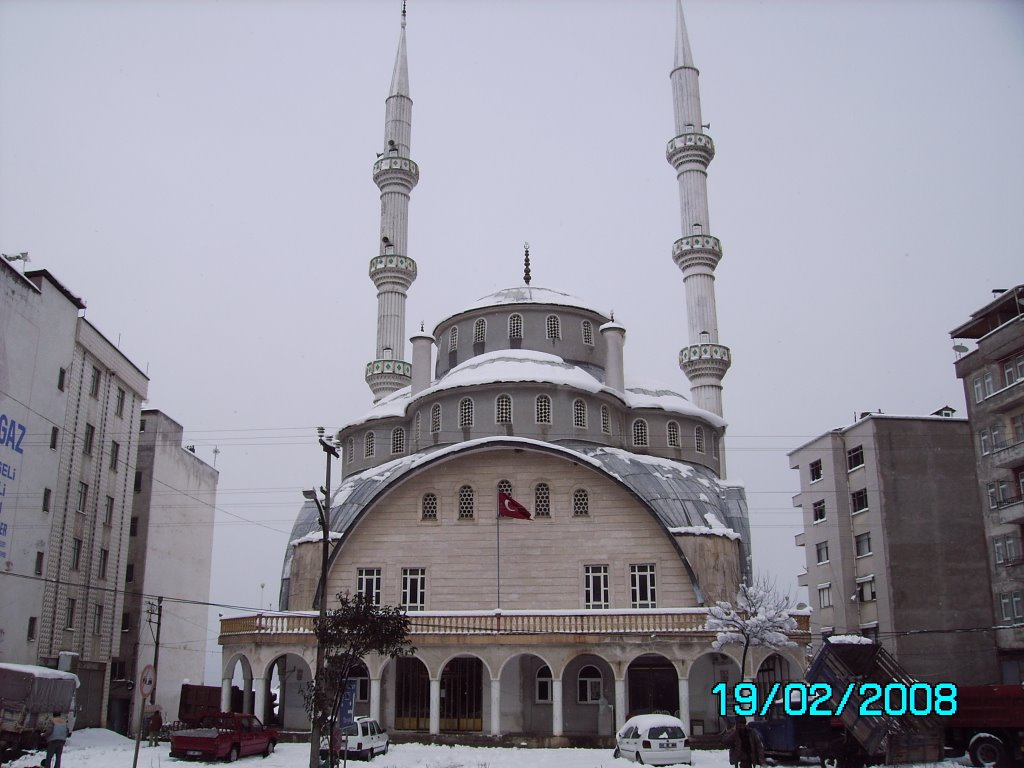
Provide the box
[390,4,410,97]
[674,0,695,69]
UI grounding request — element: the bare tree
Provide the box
[706,574,797,679]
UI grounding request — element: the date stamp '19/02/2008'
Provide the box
[711,682,958,718]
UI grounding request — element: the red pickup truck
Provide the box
[169,712,277,762]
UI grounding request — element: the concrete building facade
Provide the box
[951,285,1024,682]
[790,413,998,687]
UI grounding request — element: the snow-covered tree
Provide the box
[706,575,798,679]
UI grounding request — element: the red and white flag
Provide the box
[497,492,532,520]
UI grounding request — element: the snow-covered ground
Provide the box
[6,728,964,768]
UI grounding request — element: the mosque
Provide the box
[218,1,808,742]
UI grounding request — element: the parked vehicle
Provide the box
[169,712,277,762]
[614,713,692,765]
[332,716,389,760]
[178,683,244,727]
[0,662,79,765]
[943,684,1024,766]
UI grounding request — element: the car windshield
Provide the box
[647,725,685,740]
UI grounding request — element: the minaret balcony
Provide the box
[666,132,715,168]
[373,155,420,187]
[369,254,417,288]
[365,359,413,398]
[672,235,723,272]
[679,343,732,380]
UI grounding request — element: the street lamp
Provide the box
[307,427,339,768]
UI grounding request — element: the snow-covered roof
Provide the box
[0,662,80,684]
[827,634,875,645]
[460,285,606,316]
[620,713,686,734]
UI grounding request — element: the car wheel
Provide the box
[228,745,239,762]
[636,751,645,765]
[821,757,839,768]
[970,736,1006,767]
[263,740,276,757]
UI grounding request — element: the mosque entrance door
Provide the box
[440,657,482,732]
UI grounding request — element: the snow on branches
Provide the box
[706,576,798,677]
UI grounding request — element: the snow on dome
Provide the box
[462,285,605,315]
[624,380,727,429]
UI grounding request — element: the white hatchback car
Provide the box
[615,713,692,765]
[335,716,389,760]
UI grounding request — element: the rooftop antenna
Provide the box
[523,241,532,285]
[2,251,30,274]
[952,343,968,360]
[212,446,220,467]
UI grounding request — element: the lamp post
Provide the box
[306,427,339,768]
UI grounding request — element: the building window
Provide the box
[812,500,826,523]
[458,485,475,520]
[993,422,1006,451]
[122,612,131,632]
[414,412,421,449]
[357,568,382,605]
[473,318,487,344]
[810,460,823,482]
[27,616,37,642]
[430,404,441,434]
[347,438,354,463]
[459,398,474,428]
[65,599,76,629]
[58,367,66,392]
[667,421,680,448]
[42,487,52,513]
[34,551,44,576]
[140,418,146,432]
[391,427,405,455]
[83,423,95,455]
[99,548,109,579]
[856,577,877,602]
[93,605,104,635]
[851,489,869,513]
[534,483,551,517]
[712,434,720,459]
[601,406,611,435]
[71,538,83,570]
[855,532,872,557]
[695,426,705,454]
[508,313,523,339]
[495,394,512,424]
[995,534,1021,565]
[497,479,513,498]
[536,395,552,424]
[50,427,59,450]
[76,482,88,513]
[816,541,829,564]
[818,584,832,609]
[847,445,864,471]
[401,568,426,611]
[364,431,375,458]
[630,564,657,608]
[546,315,561,340]
[421,493,438,520]
[115,387,126,417]
[572,488,590,517]
[448,326,458,351]
[578,665,603,703]
[584,565,609,609]
[130,517,138,537]
[109,441,120,471]
[536,666,553,703]
[126,563,135,582]
[1013,414,1024,444]
[89,366,101,397]
[632,419,649,447]
[573,398,587,428]
[582,320,594,346]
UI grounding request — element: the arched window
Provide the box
[582,320,594,346]
[448,326,459,351]
[497,479,512,502]
[632,419,649,447]
[712,434,720,459]
[667,421,680,448]
[459,397,474,428]
[414,412,421,449]
[534,483,551,517]
[364,431,375,458]
[508,313,523,339]
[391,427,405,454]
[536,394,552,424]
[495,394,512,424]
[545,314,561,340]
[458,485,475,519]
[573,398,587,428]
[346,437,354,464]
[573,488,590,517]
[601,405,611,435]
[695,425,706,454]
[473,318,487,344]
[421,493,438,520]
[536,665,553,703]
[578,665,602,703]
[430,404,441,434]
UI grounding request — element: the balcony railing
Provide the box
[220,610,811,640]
[991,436,1024,469]
[998,494,1024,525]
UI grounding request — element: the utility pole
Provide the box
[146,597,163,705]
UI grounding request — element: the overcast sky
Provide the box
[2,0,1022,682]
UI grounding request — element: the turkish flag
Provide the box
[498,492,532,520]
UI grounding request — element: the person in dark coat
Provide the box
[148,708,164,746]
[43,712,70,768]
[723,716,766,768]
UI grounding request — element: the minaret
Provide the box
[667,0,731,418]
[366,2,419,400]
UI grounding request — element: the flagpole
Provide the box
[496,495,501,611]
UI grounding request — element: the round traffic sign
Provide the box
[139,665,156,697]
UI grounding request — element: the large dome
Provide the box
[460,285,606,317]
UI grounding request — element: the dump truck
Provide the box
[943,684,1024,766]
[0,662,79,765]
